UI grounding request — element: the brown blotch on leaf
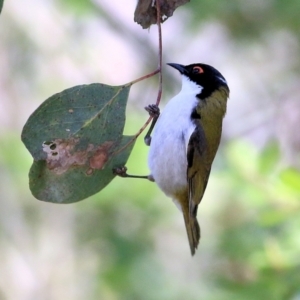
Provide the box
[134,0,190,29]
[89,141,114,170]
[42,139,114,175]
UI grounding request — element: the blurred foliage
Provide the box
[56,0,98,16]
[214,140,300,300]
[186,0,300,40]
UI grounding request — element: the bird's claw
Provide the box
[113,166,128,177]
[145,104,160,118]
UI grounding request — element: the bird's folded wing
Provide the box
[187,122,211,218]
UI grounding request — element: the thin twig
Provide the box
[128,0,163,137]
[126,69,160,86]
[112,0,163,157]
[155,0,163,106]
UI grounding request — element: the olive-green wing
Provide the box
[186,122,211,221]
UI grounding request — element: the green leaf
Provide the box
[22,83,135,203]
[0,0,3,14]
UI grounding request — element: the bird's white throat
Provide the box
[180,75,203,95]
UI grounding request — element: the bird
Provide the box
[147,63,230,255]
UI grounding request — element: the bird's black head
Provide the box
[167,63,229,99]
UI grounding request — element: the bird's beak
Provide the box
[167,63,187,75]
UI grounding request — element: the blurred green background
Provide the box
[1,0,300,299]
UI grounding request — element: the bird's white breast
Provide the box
[148,76,202,198]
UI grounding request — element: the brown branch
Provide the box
[155,0,163,106]
[112,0,163,157]
[126,69,160,86]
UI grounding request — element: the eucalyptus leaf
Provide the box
[22,83,135,203]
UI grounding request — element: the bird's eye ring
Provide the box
[192,66,204,74]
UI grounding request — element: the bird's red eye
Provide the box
[193,66,204,74]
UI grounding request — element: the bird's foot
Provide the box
[113,166,129,177]
[144,104,160,146]
[113,166,153,181]
[145,104,160,118]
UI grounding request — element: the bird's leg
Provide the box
[113,166,155,182]
[144,104,160,146]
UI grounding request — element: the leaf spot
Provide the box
[89,141,114,170]
[86,168,94,176]
[42,139,115,175]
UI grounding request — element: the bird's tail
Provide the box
[183,211,200,256]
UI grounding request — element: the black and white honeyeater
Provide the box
[147,63,229,255]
